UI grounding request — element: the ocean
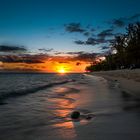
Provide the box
[0,73,140,140]
[0,73,88,140]
[0,73,78,101]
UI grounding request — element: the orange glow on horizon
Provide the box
[1,59,91,73]
[56,65,70,73]
[58,68,66,73]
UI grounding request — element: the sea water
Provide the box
[0,73,85,140]
[0,73,140,140]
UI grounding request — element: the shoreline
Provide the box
[88,69,140,99]
[1,73,140,140]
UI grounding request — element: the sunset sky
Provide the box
[0,0,140,72]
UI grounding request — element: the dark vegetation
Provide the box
[86,22,140,72]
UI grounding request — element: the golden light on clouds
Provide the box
[0,54,93,73]
[0,60,90,73]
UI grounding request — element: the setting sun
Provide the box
[58,68,66,73]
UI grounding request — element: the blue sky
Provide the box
[0,0,140,54]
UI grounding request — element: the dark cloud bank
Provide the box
[65,13,140,48]
[0,45,27,53]
[0,45,101,64]
[111,13,140,27]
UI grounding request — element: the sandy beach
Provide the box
[89,69,140,99]
[72,71,140,140]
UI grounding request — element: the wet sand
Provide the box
[74,74,140,140]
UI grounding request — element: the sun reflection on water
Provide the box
[49,87,77,139]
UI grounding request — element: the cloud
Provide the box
[38,48,53,52]
[54,51,64,55]
[66,51,84,55]
[75,52,100,61]
[85,37,99,45]
[74,37,111,46]
[50,51,100,62]
[54,51,85,56]
[74,37,98,46]
[129,13,140,20]
[98,29,114,39]
[111,13,140,27]
[59,61,69,64]
[74,40,85,45]
[65,23,85,33]
[0,45,27,53]
[83,32,91,37]
[76,62,81,66]
[64,22,96,37]
[0,54,49,64]
[112,19,125,27]
[101,46,110,50]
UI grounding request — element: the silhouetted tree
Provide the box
[85,22,140,72]
[126,22,140,65]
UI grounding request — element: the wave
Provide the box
[0,79,74,102]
